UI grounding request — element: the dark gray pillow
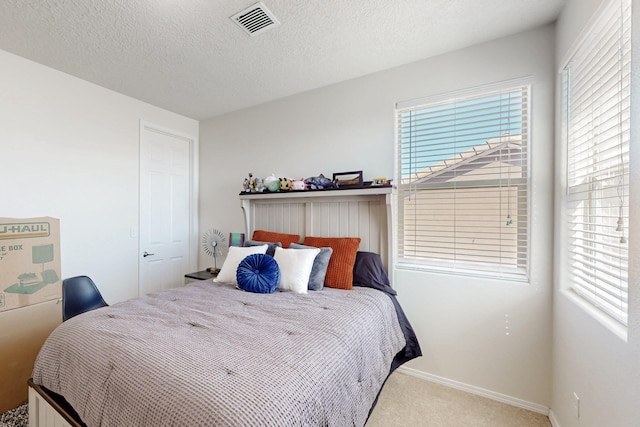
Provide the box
[290,243,333,290]
[244,239,282,257]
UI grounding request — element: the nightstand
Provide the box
[184,269,218,284]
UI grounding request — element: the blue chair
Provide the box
[62,275,108,321]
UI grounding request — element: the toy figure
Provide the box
[248,173,256,192]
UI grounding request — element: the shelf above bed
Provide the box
[239,185,392,200]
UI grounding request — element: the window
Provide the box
[562,0,630,326]
[395,81,530,280]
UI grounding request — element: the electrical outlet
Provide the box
[573,392,580,419]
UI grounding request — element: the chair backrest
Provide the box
[62,275,108,321]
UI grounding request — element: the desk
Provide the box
[184,270,218,284]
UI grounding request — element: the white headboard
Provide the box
[239,187,392,269]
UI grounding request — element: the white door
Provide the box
[139,123,194,295]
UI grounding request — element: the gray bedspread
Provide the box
[32,281,406,426]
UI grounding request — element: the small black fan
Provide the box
[201,228,227,274]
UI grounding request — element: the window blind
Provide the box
[563,0,630,325]
[396,82,530,280]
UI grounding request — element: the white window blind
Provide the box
[563,0,630,326]
[396,82,530,280]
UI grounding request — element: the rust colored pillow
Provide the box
[252,230,301,248]
[302,236,361,290]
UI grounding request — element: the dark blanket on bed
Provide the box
[352,251,422,370]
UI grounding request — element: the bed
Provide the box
[29,187,421,427]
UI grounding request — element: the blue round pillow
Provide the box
[236,253,280,294]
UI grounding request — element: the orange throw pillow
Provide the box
[252,230,301,248]
[302,236,361,290]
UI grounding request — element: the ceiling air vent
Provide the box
[231,2,280,36]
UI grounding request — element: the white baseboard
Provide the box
[397,366,550,416]
[548,409,560,426]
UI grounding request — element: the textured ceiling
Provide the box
[0,0,566,120]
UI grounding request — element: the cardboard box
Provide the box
[0,217,62,411]
[0,299,61,412]
[0,217,61,312]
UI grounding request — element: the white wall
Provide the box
[200,25,555,409]
[551,0,640,426]
[0,49,199,305]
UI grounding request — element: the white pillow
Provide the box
[214,245,268,284]
[273,246,320,294]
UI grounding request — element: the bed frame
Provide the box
[240,186,393,269]
[28,380,82,427]
[29,186,394,427]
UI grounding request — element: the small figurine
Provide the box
[372,177,390,186]
[254,177,266,192]
[244,173,256,192]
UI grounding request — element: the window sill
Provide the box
[561,288,628,342]
[395,262,529,284]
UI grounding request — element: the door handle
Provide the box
[143,251,155,257]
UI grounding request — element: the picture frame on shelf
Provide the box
[332,170,363,188]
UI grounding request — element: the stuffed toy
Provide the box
[254,177,266,192]
[264,174,278,188]
[279,177,292,191]
[305,174,336,190]
[267,180,280,192]
[291,178,307,191]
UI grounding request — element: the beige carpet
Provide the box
[367,372,551,427]
[3,372,549,427]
